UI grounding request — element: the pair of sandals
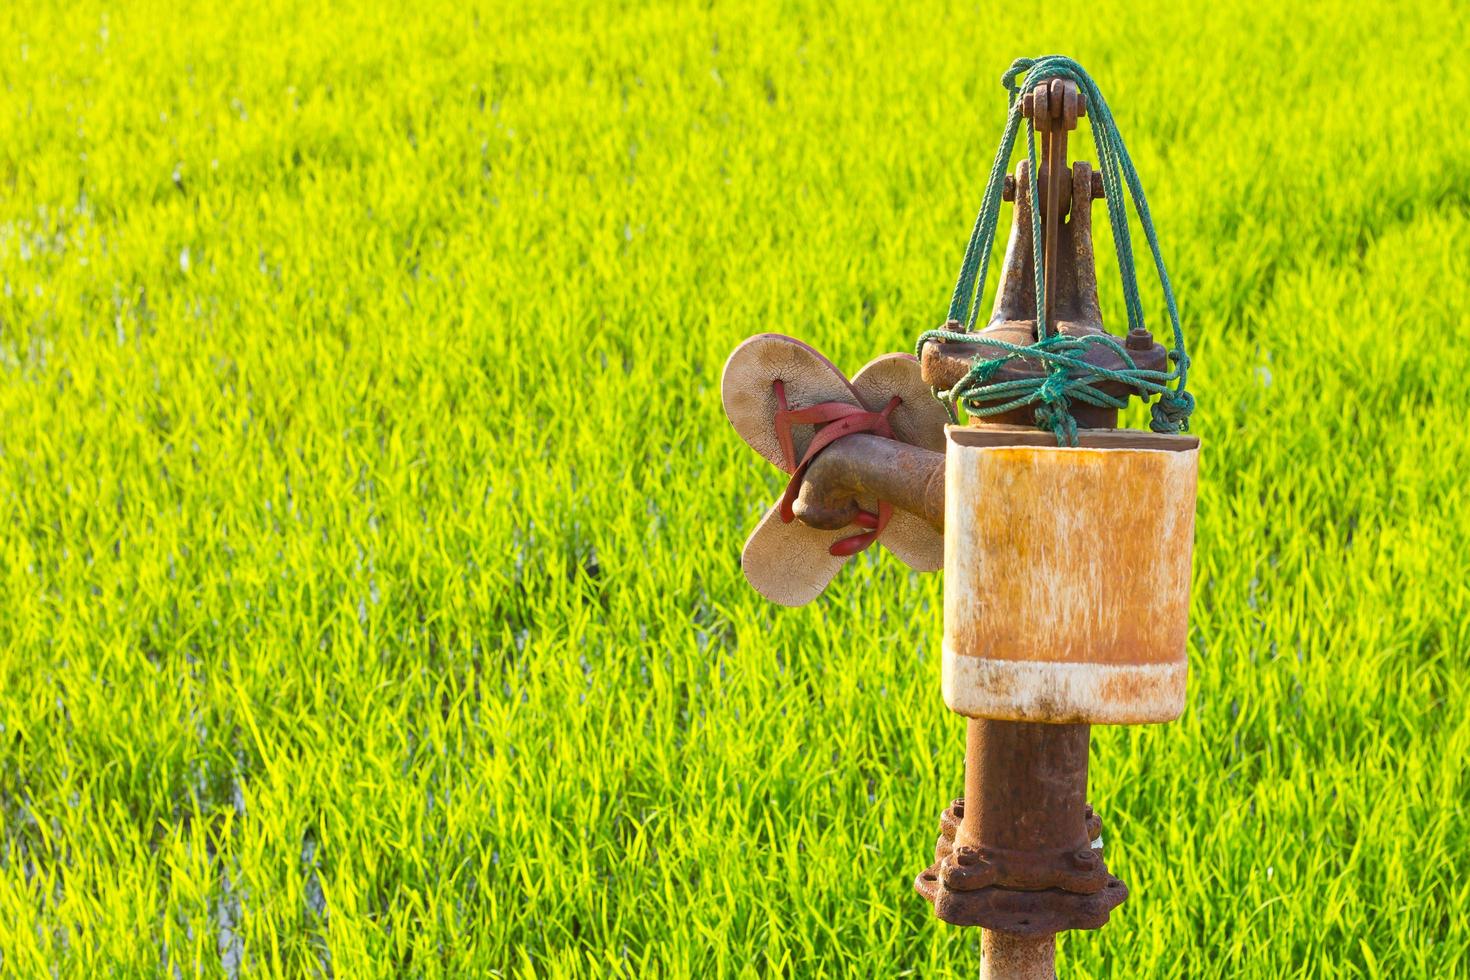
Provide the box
[721,334,948,606]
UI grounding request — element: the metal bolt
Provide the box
[1002,171,1106,202]
[1021,80,1084,130]
[1126,327,1154,351]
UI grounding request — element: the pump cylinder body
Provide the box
[942,425,1200,725]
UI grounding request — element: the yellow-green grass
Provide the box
[2,0,1468,975]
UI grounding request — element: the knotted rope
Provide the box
[915,56,1196,444]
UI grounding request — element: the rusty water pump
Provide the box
[721,57,1199,978]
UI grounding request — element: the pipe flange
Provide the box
[930,798,1115,894]
[915,867,1128,935]
[917,796,1128,933]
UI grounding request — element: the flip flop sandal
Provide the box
[849,353,948,573]
[739,502,870,607]
[722,333,858,472]
[722,336,947,605]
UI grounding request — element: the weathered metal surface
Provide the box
[916,860,1127,935]
[920,88,1170,432]
[955,721,1106,893]
[981,930,1058,980]
[1021,83,1086,124]
[918,809,1127,936]
[792,434,945,533]
[915,720,1128,935]
[1031,79,1080,334]
[943,425,1199,724]
[909,76,1198,971]
[1002,168,1106,209]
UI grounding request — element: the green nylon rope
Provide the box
[916,56,1195,445]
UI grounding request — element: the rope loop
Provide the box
[917,56,1196,445]
[1150,388,1195,434]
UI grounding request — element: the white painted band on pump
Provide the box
[942,647,1187,724]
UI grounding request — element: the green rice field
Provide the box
[2,0,1468,975]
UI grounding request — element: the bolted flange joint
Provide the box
[915,797,1128,936]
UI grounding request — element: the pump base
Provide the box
[915,798,1129,936]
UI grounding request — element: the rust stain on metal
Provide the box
[793,434,945,533]
[981,930,1059,980]
[915,721,1129,935]
[941,426,1199,724]
[920,78,1169,432]
[905,73,1201,964]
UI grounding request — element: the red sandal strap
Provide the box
[770,379,902,557]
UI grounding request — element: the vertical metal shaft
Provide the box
[981,930,1058,980]
[1040,81,1067,339]
[959,720,1092,852]
[960,719,1092,976]
[975,93,1091,956]
[964,80,1087,977]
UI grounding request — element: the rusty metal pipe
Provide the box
[960,720,1091,857]
[982,931,1057,980]
[791,433,945,533]
[966,78,1086,979]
